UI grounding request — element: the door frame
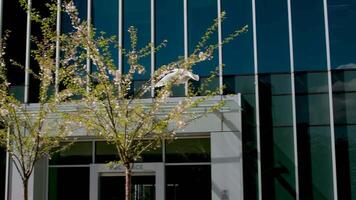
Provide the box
[89,163,165,200]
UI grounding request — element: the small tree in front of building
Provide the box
[64,2,248,200]
[0,2,83,200]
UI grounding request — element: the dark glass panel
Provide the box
[295,72,329,94]
[261,127,296,200]
[332,70,356,92]
[255,0,290,73]
[0,148,5,200]
[123,0,151,80]
[190,76,219,96]
[297,126,334,200]
[335,125,356,200]
[259,74,291,95]
[296,94,330,126]
[292,0,327,71]
[328,0,356,69]
[95,141,162,163]
[3,0,26,102]
[48,167,89,200]
[155,0,184,67]
[93,0,118,69]
[222,0,254,75]
[166,165,211,200]
[223,75,255,95]
[165,138,210,163]
[188,0,218,77]
[333,92,356,125]
[50,142,92,165]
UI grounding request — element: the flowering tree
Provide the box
[63,2,248,200]
[0,2,81,200]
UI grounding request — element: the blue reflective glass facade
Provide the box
[2,0,356,199]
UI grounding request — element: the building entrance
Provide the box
[99,173,155,200]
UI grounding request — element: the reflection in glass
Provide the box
[223,75,255,95]
[333,93,356,125]
[256,0,290,73]
[335,125,356,200]
[332,70,356,92]
[166,165,211,200]
[296,94,330,126]
[222,0,254,75]
[297,126,334,199]
[165,138,210,163]
[259,74,291,95]
[328,1,356,69]
[260,127,296,200]
[295,72,329,94]
[48,167,90,200]
[292,0,326,71]
[50,142,92,165]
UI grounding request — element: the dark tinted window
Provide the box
[50,142,92,165]
[165,138,210,163]
[222,0,254,75]
[292,0,327,71]
[256,0,290,73]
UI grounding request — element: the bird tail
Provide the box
[192,74,199,81]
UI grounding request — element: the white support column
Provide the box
[150,0,155,97]
[251,0,262,199]
[323,0,338,199]
[217,0,223,95]
[55,0,61,96]
[86,0,92,93]
[183,0,188,96]
[286,0,300,199]
[24,0,32,104]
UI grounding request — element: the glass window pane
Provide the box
[166,165,211,200]
[222,0,254,75]
[292,0,327,71]
[259,74,291,95]
[48,167,89,200]
[256,0,290,73]
[165,138,210,163]
[335,125,356,200]
[50,142,92,165]
[188,0,218,77]
[295,72,329,94]
[328,0,356,69]
[296,94,330,126]
[297,126,334,199]
[333,92,356,125]
[155,0,184,67]
[3,0,26,102]
[332,70,356,92]
[123,0,151,80]
[224,75,255,94]
[261,127,296,200]
[92,0,118,71]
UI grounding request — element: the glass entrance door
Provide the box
[99,174,155,200]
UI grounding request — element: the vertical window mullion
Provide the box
[323,0,338,199]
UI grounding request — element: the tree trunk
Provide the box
[125,165,132,200]
[23,179,28,200]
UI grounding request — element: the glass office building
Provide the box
[1,0,356,200]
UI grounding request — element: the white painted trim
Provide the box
[24,0,32,103]
[251,0,262,199]
[151,0,155,97]
[86,0,92,93]
[287,0,300,199]
[55,0,61,96]
[217,0,223,95]
[323,0,338,199]
[184,0,188,96]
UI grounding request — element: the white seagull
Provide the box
[155,68,199,88]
